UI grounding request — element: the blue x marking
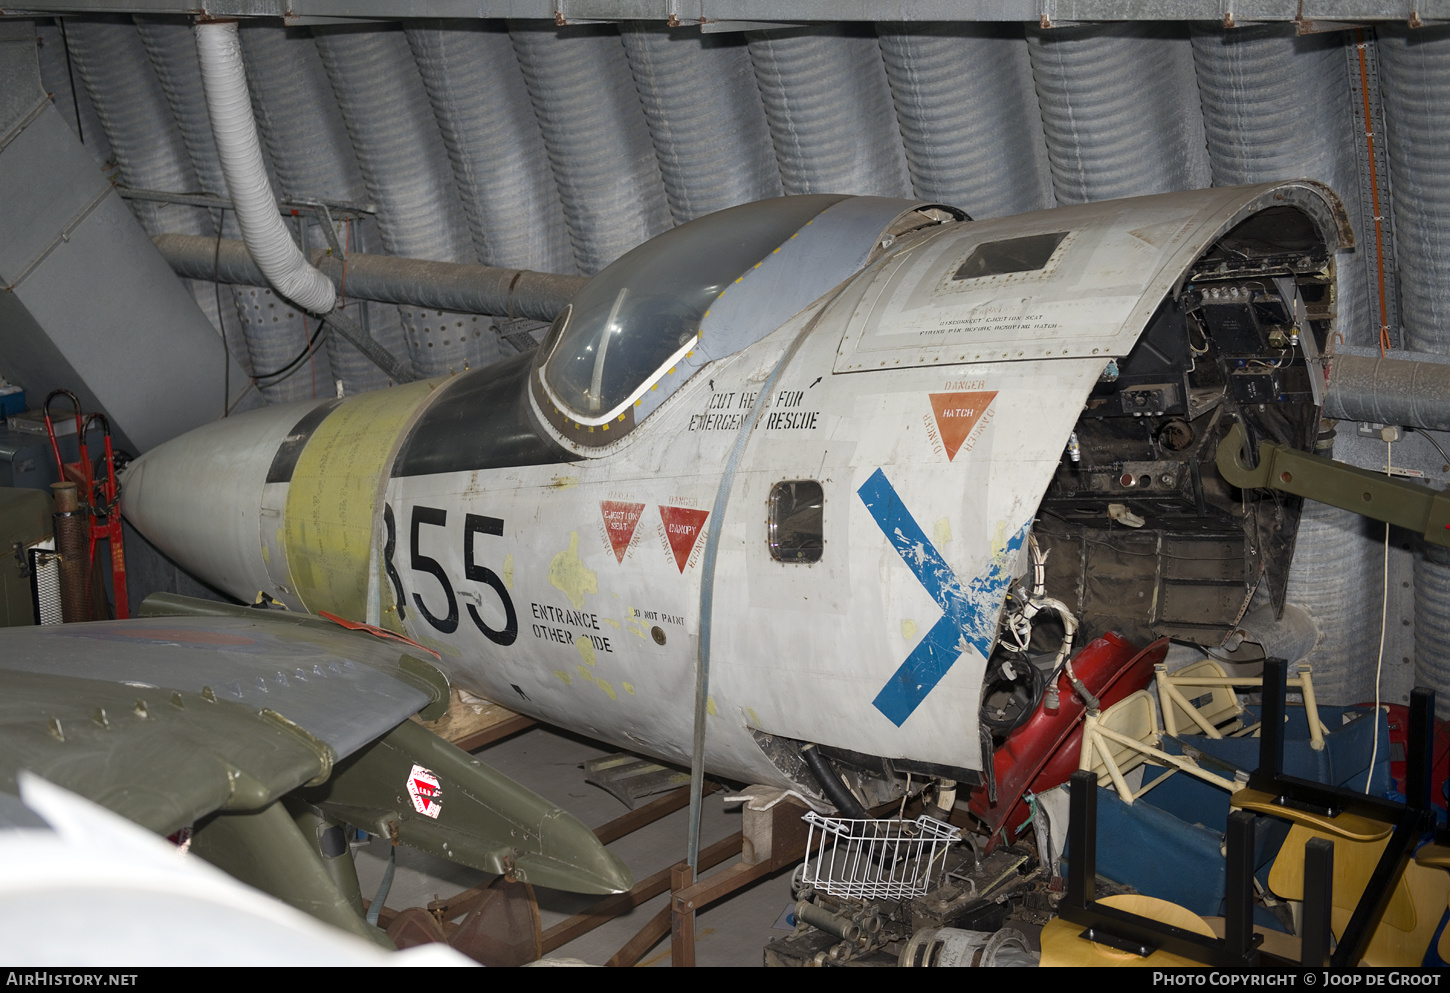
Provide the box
[858,468,1027,727]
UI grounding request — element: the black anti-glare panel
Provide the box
[265,398,343,484]
[391,350,579,478]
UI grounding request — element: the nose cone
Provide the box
[122,400,325,602]
[517,808,635,895]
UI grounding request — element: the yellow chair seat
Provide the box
[1231,789,1392,843]
[1230,790,1448,966]
[1040,894,1216,968]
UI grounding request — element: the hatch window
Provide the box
[953,231,1068,281]
[769,481,824,563]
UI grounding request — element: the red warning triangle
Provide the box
[600,500,645,563]
[659,506,709,573]
[929,391,997,461]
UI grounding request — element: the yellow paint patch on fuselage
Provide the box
[901,619,918,641]
[283,379,438,619]
[746,706,761,727]
[934,517,952,546]
[622,682,635,695]
[988,518,1014,573]
[577,664,595,683]
[707,696,717,717]
[596,678,617,701]
[601,617,620,629]
[261,544,269,564]
[549,475,579,489]
[549,532,598,609]
[554,669,571,685]
[575,634,596,667]
[501,553,514,590]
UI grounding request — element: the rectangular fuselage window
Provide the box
[769,481,824,563]
[953,231,1069,280]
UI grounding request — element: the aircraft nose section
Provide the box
[122,400,327,603]
[516,809,635,895]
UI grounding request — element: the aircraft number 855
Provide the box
[383,503,518,646]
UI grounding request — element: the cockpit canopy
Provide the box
[536,195,844,427]
[532,194,960,449]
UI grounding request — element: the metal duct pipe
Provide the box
[196,20,335,316]
[312,24,495,376]
[65,18,207,239]
[137,17,228,205]
[1229,600,1322,671]
[1324,349,1450,431]
[1377,24,1450,714]
[1416,543,1450,710]
[64,17,225,336]
[239,22,401,396]
[155,234,586,323]
[1282,475,1386,705]
[876,21,1053,219]
[1190,22,1379,708]
[405,20,574,274]
[137,15,320,405]
[34,20,112,169]
[1191,23,1370,348]
[1026,22,1210,205]
[509,21,672,276]
[746,24,912,199]
[198,21,412,387]
[620,24,781,224]
[1379,26,1450,356]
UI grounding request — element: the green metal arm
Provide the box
[1216,421,1450,549]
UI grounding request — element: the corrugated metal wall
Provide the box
[31,15,1450,708]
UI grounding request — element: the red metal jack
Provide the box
[43,390,128,619]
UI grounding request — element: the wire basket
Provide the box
[799,812,962,901]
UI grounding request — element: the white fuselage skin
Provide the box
[122,183,1340,796]
[380,312,1094,789]
[123,278,1093,794]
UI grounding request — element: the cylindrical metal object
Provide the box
[1191,23,1368,348]
[877,21,1053,219]
[1324,350,1450,432]
[795,900,861,943]
[407,21,576,272]
[746,24,912,200]
[51,482,91,624]
[1027,22,1209,206]
[899,926,1037,967]
[154,234,586,324]
[239,22,397,395]
[1379,24,1450,716]
[313,23,498,376]
[195,19,336,315]
[509,21,672,276]
[1379,24,1450,356]
[620,23,781,224]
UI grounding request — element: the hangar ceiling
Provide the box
[1,6,1448,710]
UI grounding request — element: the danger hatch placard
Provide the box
[407,763,442,819]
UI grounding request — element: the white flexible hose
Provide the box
[195,20,335,315]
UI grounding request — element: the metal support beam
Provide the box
[1302,837,1335,967]
[1217,421,1450,548]
[8,4,1450,25]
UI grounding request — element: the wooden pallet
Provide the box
[414,687,535,751]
